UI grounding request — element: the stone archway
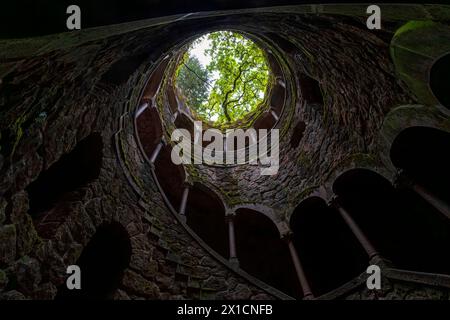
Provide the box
[290,196,366,296]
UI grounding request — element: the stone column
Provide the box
[270,110,279,121]
[178,184,190,223]
[330,197,380,260]
[412,184,450,219]
[283,232,314,299]
[396,171,450,220]
[149,139,165,165]
[135,102,149,118]
[225,211,239,267]
[172,110,179,122]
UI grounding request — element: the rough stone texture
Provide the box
[0,4,449,300]
[343,277,450,300]
[179,13,414,219]
[0,224,16,265]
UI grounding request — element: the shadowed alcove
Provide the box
[390,126,450,203]
[26,133,103,238]
[333,168,450,275]
[56,221,132,300]
[290,120,306,148]
[430,53,450,109]
[290,197,366,296]
[234,208,301,298]
[136,106,163,159]
[154,145,186,207]
[298,73,323,107]
[185,183,228,257]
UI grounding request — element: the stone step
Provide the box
[148,225,162,239]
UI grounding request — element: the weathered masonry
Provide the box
[1,3,450,300]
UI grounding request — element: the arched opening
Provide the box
[430,53,450,109]
[56,222,132,300]
[234,208,301,298]
[136,107,163,159]
[333,168,450,275]
[185,183,228,257]
[26,133,103,238]
[141,57,170,102]
[174,30,270,127]
[154,144,186,208]
[290,120,306,148]
[390,126,450,203]
[174,112,194,138]
[290,197,366,296]
[270,83,285,115]
[253,111,276,130]
[298,74,323,107]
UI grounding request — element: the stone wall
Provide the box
[0,4,449,300]
[0,14,284,300]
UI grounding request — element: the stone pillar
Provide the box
[225,211,239,267]
[283,232,314,299]
[149,140,164,165]
[178,184,190,223]
[172,110,179,122]
[330,197,380,260]
[396,171,450,220]
[135,102,149,118]
[270,110,279,121]
[412,184,450,219]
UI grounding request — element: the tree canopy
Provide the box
[175,31,270,125]
[175,55,210,114]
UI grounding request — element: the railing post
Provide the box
[178,183,190,223]
[270,109,279,121]
[396,170,450,220]
[149,139,165,167]
[135,102,149,118]
[225,210,239,267]
[172,110,179,122]
[282,232,314,299]
[330,196,380,260]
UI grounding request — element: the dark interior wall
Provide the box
[185,184,228,258]
[0,0,423,39]
[26,133,102,217]
[56,222,132,300]
[187,12,412,211]
[26,133,103,239]
[290,197,367,296]
[1,1,445,39]
[429,53,450,109]
[390,126,450,203]
[234,208,301,299]
[0,13,281,300]
[333,169,450,275]
[0,4,449,301]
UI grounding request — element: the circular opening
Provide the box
[430,53,450,109]
[174,31,270,127]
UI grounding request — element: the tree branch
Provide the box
[182,62,212,89]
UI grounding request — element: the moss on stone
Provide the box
[390,20,450,107]
[297,185,319,200]
[393,20,437,39]
[339,153,378,169]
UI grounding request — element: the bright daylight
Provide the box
[175,31,270,125]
